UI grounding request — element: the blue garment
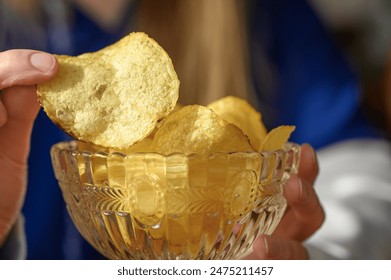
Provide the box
[250,0,379,149]
[7,0,378,259]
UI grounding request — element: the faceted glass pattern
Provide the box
[51,141,300,260]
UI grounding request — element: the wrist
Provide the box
[0,216,27,259]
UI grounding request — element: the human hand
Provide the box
[245,144,324,259]
[0,50,58,245]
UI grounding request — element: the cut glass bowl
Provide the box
[50,141,300,260]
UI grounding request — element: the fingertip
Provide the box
[285,172,320,212]
[299,143,319,184]
[301,143,316,161]
[29,52,57,74]
[0,50,58,88]
[284,174,303,204]
[285,173,326,238]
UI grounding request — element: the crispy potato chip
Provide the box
[260,125,295,151]
[259,125,295,183]
[149,102,183,139]
[77,141,108,153]
[111,137,153,154]
[151,105,253,155]
[208,96,267,150]
[173,102,183,111]
[38,32,179,149]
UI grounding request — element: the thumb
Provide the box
[0,50,57,89]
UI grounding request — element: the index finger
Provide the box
[0,49,58,89]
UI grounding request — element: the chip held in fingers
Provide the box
[37,32,180,149]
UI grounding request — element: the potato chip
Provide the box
[208,96,267,150]
[260,125,295,151]
[37,32,179,149]
[111,137,153,154]
[151,105,253,155]
[148,102,183,139]
[77,141,108,153]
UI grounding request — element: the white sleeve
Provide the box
[0,216,27,260]
[305,139,391,259]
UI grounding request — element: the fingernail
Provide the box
[297,177,303,199]
[298,177,309,202]
[30,52,56,72]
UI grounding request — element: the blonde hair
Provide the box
[136,0,253,105]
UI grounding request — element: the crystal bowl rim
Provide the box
[51,141,300,159]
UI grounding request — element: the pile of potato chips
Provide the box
[38,32,295,154]
[119,96,295,155]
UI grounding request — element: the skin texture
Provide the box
[0,49,324,259]
[0,49,58,246]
